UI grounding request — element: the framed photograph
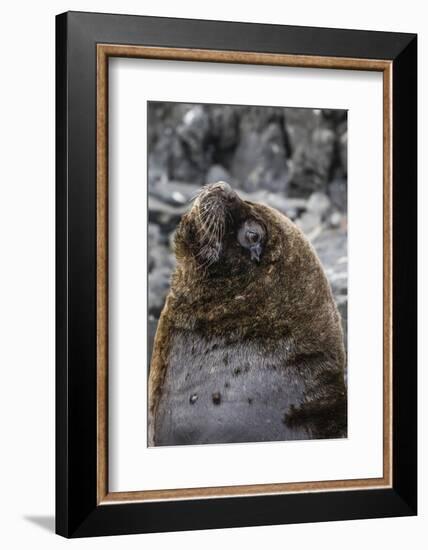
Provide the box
[56,11,417,537]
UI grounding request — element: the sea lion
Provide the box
[148,181,347,446]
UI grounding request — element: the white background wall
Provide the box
[0,1,424,548]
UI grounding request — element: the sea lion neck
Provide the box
[169,199,337,346]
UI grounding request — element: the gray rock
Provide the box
[312,228,347,355]
[148,223,162,271]
[148,131,173,187]
[296,211,321,234]
[147,160,168,188]
[313,228,347,319]
[232,190,306,219]
[307,191,331,219]
[263,193,304,219]
[148,196,188,228]
[336,298,348,353]
[328,178,347,212]
[205,164,232,185]
[231,122,289,193]
[150,180,201,206]
[147,317,159,367]
[168,230,177,251]
[148,222,161,245]
[148,267,172,317]
[262,192,295,217]
[284,108,323,150]
[149,245,175,273]
[339,130,348,175]
[285,109,336,196]
[169,135,204,184]
[148,102,347,200]
[176,105,212,177]
[239,106,286,135]
[329,211,343,229]
[209,105,239,150]
[321,109,347,128]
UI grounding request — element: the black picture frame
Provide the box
[56,11,417,538]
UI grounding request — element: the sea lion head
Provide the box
[174,181,290,278]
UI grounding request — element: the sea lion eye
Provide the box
[237,220,265,262]
[246,230,260,244]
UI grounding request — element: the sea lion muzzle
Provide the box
[250,243,262,262]
[190,182,265,267]
[190,182,241,267]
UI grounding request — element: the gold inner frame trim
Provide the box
[96,44,393,505]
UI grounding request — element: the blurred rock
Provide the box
[231,122,289,193]
[337,299,348,355]
[329,211,343,229]
[262,193,304,220]
[148,267,173,318]
[296,211,321,235]
[328,178,347,212]
[148,132,172,187]
[239,106,286,135]
[294,127,335,195]
[148,222,161,245]
[205,164,232,185]
[147,317,159,368]
[210,105,239,151]
[339,130,348,176]
[321,109,347,128]
[148,223,162,271]
[171,139,202,183]
[284,108,322,150]
[286,109,336,196]
[151,180,200,206]
[168,230,177,251]
[150,245,175,271]
[307,191,331,219]
[148,196,188,229]
[313,229,348,351]
[233,189,306,220]
[177,106,211,174]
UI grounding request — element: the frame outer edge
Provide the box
[64,11,416,61]
[391,35,418,513]
[55,11,70,538]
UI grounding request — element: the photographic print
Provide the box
[147,101,348,447]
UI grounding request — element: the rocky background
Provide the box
[148,102,348,366]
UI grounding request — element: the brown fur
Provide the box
[148,183,346,443]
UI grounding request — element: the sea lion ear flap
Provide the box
[250,243,262,262]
